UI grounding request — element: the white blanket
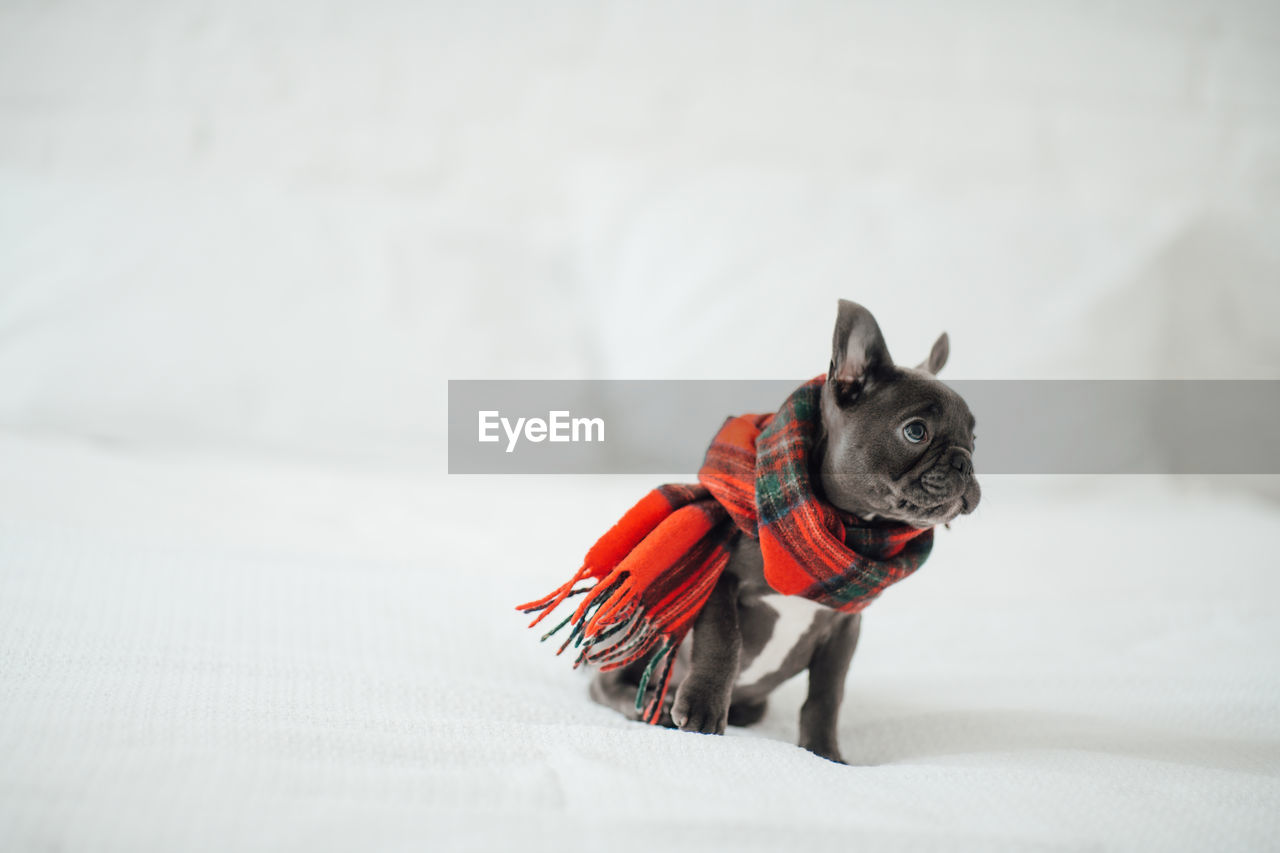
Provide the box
[2,435,1277,851]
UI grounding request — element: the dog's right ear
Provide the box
[829,299,893,404]
[917,332,949,375]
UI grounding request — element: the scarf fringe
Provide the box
[518,569,683,723]
[516,492,732,724]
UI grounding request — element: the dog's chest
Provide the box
[735,594,828,686]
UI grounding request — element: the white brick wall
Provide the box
[1,1,1277,457]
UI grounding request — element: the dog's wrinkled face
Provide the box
[818,300,981,529]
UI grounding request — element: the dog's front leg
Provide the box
[798,612,861,764]
[671,573,741,735]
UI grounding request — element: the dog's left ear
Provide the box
[917,332,949,375]
[829,300,894,404]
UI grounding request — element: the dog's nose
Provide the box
[948,448,973,478]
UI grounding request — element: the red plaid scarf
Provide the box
[518,376,934,723]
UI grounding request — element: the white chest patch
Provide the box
[735,594,826,687]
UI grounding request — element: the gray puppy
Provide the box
[591,300,981,763]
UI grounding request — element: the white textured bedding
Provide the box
[2,434,1277,851]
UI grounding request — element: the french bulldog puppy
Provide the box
[590,300,980,763]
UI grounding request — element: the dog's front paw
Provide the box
[672,679,730,735]
[800,738,846,765]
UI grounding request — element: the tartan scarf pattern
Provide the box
[518,376,934,723]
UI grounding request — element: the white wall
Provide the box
[2,1,1277,461]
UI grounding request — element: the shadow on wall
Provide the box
[1061,211,1280,501]
[1059,211,1280,380]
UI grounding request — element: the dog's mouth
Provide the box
[891,496,961,527]
[888,481,979,528]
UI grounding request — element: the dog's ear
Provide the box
[917,332,949,375]
[829,300,893,403]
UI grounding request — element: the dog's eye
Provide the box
[902,420,928,443]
